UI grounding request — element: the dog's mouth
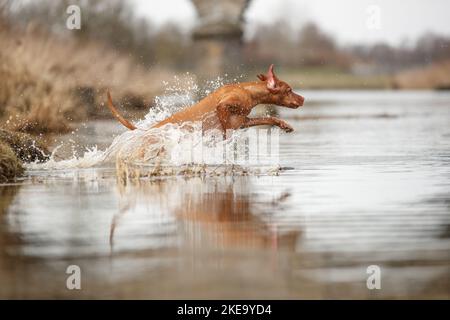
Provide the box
[288,94,305,108]
[287,102,303,109]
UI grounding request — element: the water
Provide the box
[0,90,449,298]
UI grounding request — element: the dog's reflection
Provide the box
[110,177,300,252]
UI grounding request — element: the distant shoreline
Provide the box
[269,62,450,90]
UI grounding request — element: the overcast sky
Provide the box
[132,0,450,45]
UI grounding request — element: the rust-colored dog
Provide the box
[107,64,304,135]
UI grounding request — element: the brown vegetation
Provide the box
[0,129,49,163]
[393,60,450,89]
[0,129,50,182]
[0,26,177,133]
[0,141,23,183]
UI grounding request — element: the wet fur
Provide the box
[106,64,305,135]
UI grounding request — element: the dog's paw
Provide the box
[279,121,294,133]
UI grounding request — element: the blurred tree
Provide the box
[3,0,450,74]
[244,21,350,69]
[6,0,157,64]
[153,23,191,69]
[415,32,450,64]
[348,32,450,72]
[296,22,338,67]
[244,20,296,67]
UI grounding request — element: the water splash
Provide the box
[26,75,281,177]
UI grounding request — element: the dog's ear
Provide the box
[257,74,267,81]
[267,64,280,92]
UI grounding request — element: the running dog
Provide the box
[107,64,304,135]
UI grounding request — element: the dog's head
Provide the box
[257,64,304,108]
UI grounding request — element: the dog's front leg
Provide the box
[241,117,294,132]
[216,99,248,139]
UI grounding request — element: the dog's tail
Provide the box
[106,91,137,130]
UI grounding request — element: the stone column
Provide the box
[191,0,249,80]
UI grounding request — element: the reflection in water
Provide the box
[0,185,21,215]
[0,90,449,298]
[0,185,21,269]
[110,177,299,252]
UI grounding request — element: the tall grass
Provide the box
[393,61,450,89]
[0,25,177,133]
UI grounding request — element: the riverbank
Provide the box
[0,26,177,134]
[0,129,49,182]
[273,62,450,90]
[276,67,392,90]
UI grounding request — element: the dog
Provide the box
[106,64,304,136]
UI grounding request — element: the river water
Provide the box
[0,90,449,298]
